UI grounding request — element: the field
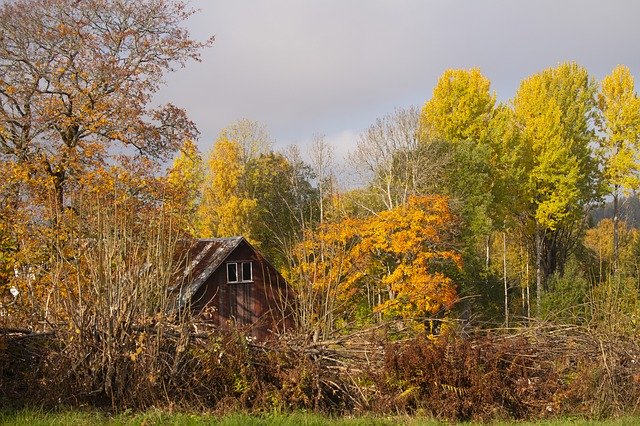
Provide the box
[0,410,640,426]
[3,410,640,426]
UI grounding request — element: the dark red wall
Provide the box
[190,241,293,340]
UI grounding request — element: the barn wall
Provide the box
[191,241,293,340]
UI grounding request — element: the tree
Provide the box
[419,68,497,260]
[0,0,210,222]
[511,62,599,313]
[597,65,640,275]
[352,106,448,211]
[308,134,335,225]
[585,218,631,278]
[487,104,531,323]
[0,0,210,324]
[166,139,204,236]
[198,120,318,266]
[290,195,461,335]
[220,118,272,167]
[198,137,257,239]
[420,68,501,321]
[351,195,461,323]
[420,68,496,144]
[244,150,318,268]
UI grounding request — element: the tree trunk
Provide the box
[503,231,508,327]
[526,252,530,318]
[613,188,619,277]
[526,282,530,318]
[54,177,64,223]
[535,224,543,316]
[485,235,491,270]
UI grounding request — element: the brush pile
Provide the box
[2,321,640,421]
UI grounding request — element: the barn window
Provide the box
[241,261,253,282]
[227,261,253,283]
[227,263,238,283]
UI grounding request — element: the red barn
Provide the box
[172,237,294,340]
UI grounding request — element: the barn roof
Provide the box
[172,237,244,308]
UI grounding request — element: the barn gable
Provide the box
[172,237,293,339]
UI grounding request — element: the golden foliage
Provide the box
[598,65,640,195]
[420,68,495,144]
[291,195,461,326]
[166,139,204,236]
[197,138,257,239]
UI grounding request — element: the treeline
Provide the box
[167,64,640,334]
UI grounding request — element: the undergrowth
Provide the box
[2,324,640,422]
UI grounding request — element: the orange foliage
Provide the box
[292,195,461,324]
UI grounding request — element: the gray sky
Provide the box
[155,0,640,159]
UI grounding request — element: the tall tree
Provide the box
[0,0,209,222]
[166,139,204,236]
[220,118,272,167]
[198,137,257,239]
[0,0,210,322]
[245,151,318,268]
[309,134,335,225]
[420,68,496,245]
[420,68,498,315]
[353,106,447,210]
[487,104,530,321]
[420,67,496,144]
[512,62,599,313]
[597,65,640,275]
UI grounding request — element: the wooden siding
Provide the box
[183,238,293,340]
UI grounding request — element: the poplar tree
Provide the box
[420,68,497,302]
[512,62,599,313]
[166,140,204,236]
[198,137,257,239]
[420,67,496,144]
[598,65,640,275]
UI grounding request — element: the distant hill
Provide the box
[590,196,640,228]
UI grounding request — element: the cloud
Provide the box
[156,0,640,161]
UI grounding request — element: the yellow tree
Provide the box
[352,195,461,322]
[598,65,640,274]
[420,68,501,320]
[420,68,496,144]
[512,62,599,312]
[198,137,257,239]
[219,118,272,167]
[584,218,637,278]
[165,140,204,236]
[419,68,497,240]
[288,219,361,339]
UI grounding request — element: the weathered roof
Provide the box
[172,237,244,308]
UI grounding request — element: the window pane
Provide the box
[227,263,237,282]
[242,262,252,282]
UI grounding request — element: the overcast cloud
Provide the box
[154,0,640,158]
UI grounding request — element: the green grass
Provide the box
[0,410,436,426]
[1,410,640,426]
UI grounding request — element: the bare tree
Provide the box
[221,118,273,167]
[308,134,335,224]
[351,106,449,210]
